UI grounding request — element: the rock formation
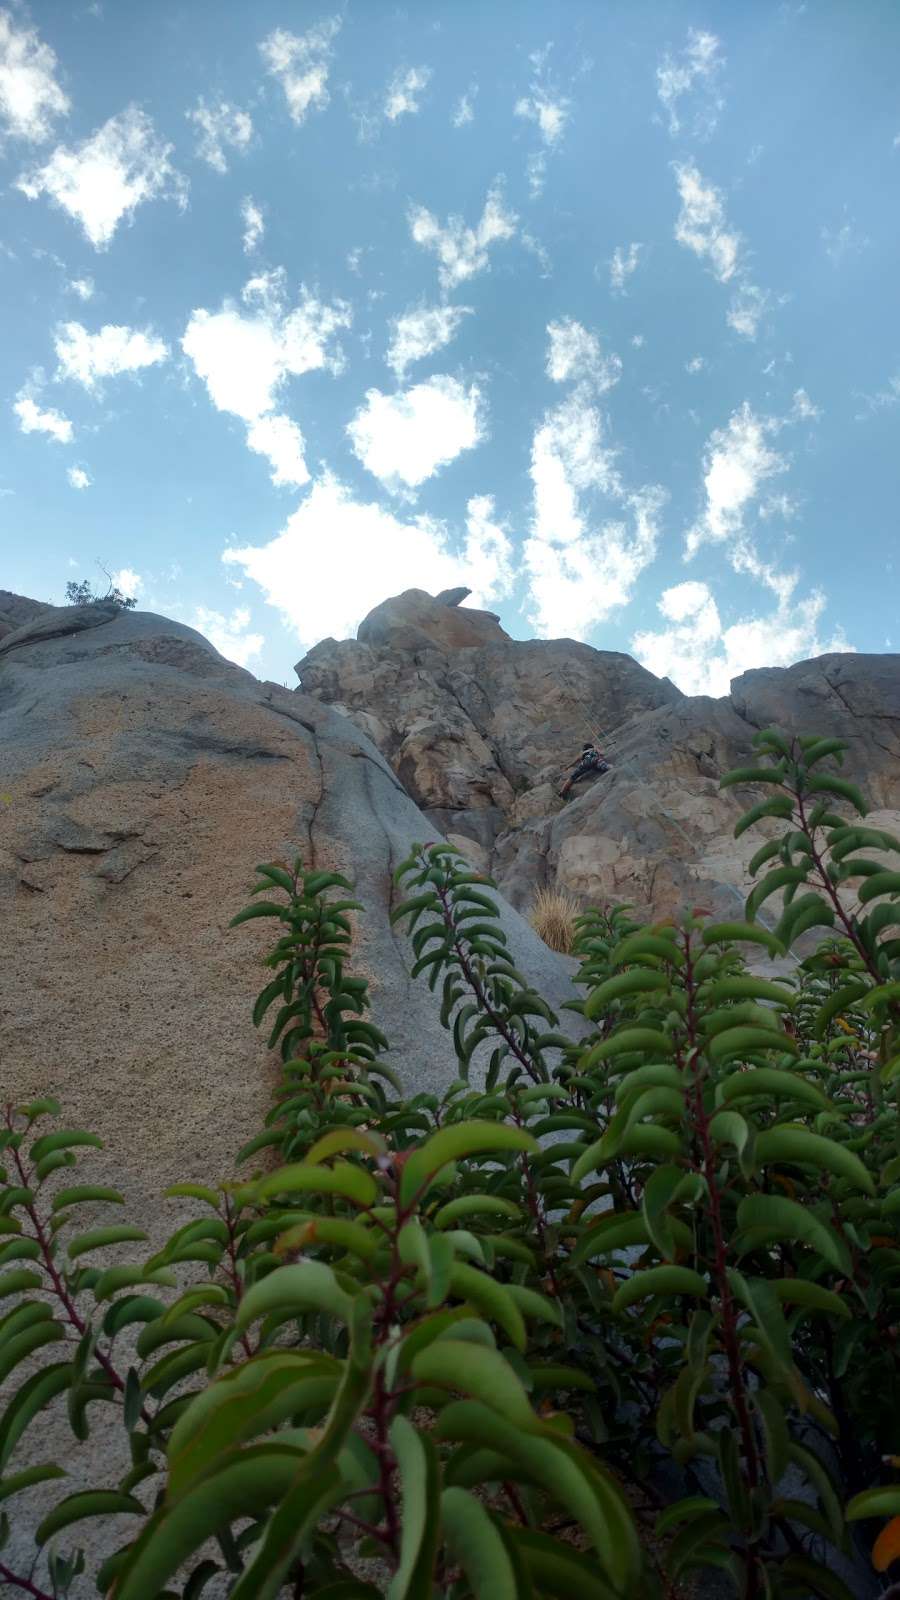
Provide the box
[298,587,900,926]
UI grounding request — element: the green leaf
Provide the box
[641,1165,687,1260]
[399,1121,536,1207]
[35,1489,143,1546]
[388,1418,440,1600]
[388,1416,431,1600]
[92,1265,177,1301]
[168,1351,340,1498]
[0,1270,42,1300]
[805,774,867,815]
[0,1464,66,1507]
[720,765,787,789]
[441,1488,517,1599]
[0,1321,64,1387]
[733,796,795,839]
[846,1486,900,1520]
[754,1126,875,1194]
[66,1225,148,1260]
[51,1185,125,1212]
[28,1129,102,1164]
[435,1402,639,1591]
[708,1025,797,1062]
[771,1280,850,1321]
[0,1362,72,1470]
[112,1446,310,1600]
[253,1160,377,1208]
[582,1028,674,1066]
[708,1110,750,1162]
[229,901,290,927]
[735,1195,850,1274]
[746,866,809,921]
[511,1528,622,1600]
[235,1262,353,1334]
[583,968,669,1019]
[718,1068,830,1112]
[305,1129,384,1165]
[411,1342,534,1427]
[447,1263,526,1352]
[701,922,785,956]
[433,1195,522,1228]
[162,1184,220,1208]
[612,1266,707,1313]
[227,1458,344,1600]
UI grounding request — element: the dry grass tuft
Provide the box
[530,886,581,954]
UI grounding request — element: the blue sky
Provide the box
[2,1,897,694]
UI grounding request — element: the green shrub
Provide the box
[0,729,898,1598]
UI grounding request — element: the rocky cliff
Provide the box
[298,586,900,926]
[0,597,577,1211]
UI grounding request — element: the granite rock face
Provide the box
[1,594,586,1580]
[297,589,900,925]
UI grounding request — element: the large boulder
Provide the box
[297,593,900,926]
[0,596,586,1583]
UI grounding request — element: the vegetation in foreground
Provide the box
[1,728,899,1598]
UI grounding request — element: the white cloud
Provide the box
[246,413,309,488]
[673,162,768,340]
[54,321,169,390]
[384,65,431,121]
[631,334,645,349]
[514,46,570,198]
[347,374,486,492]
[0,10,69,143]
[791,387,820,421]
[656,28,724,137]
[183,271,351,421]
[546,318,621,390]
[822,218,871,264]
[186,98,252,173]
[241,196,264,254]
[452,85,477,127]
[726,282,769,340]
[67,464,91,489]
[525,473,665,638]
[111,566,141,596]
[223,475,512,648]
[409,181,517,291]
[685,355,706,374]
[524,324,665,638]
[685,402,785,558]
[609,242,642,293]
[853,373,900,421]
[632,578,849,698]
[259,18,340,125]
[17,106,186,248]
[182,271,351,486]
[459,493,514,603]
[385,303,472,382]
[191,605,264,668]
[67,275,94,301]
[673,162,740,282]
[13,385,73,443]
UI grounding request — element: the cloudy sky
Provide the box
[2,2,897,694]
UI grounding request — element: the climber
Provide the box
[559,741,610,800]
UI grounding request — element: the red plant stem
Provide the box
[794,791,882,982]
[5,1109,130,1403]
[0,1561,54,1600]
[223,1194,255,1360]
[680,938,763,1599]
[430,868,543,1084]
